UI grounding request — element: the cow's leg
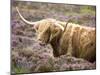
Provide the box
[66,25,75,57]
[66,34,73,58]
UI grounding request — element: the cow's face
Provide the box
[35,21,51,46]
[35,21,63,46]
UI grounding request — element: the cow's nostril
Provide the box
[39,43,45,46]
[37,38,46,46]
[39,41,46,46]
[38,38,42,41]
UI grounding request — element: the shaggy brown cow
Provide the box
[16,7,96,62]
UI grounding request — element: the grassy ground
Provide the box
[11,1,96,74]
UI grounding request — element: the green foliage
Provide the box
[80,6,96,15]
[12,64,30,74]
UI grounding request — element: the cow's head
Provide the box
[16,7,65,46]
[34,20,64,46]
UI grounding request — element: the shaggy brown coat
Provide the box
[33,20,96,62]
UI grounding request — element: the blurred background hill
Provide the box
[12,1,96,27]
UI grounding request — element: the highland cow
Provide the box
[16,7,96,62]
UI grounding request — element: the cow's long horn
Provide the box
[16,7,36,25]
[63,21,68,32]
[63,18,72,32]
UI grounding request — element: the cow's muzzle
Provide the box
[37,39,46,46]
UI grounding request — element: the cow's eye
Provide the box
[53,28,58,34]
